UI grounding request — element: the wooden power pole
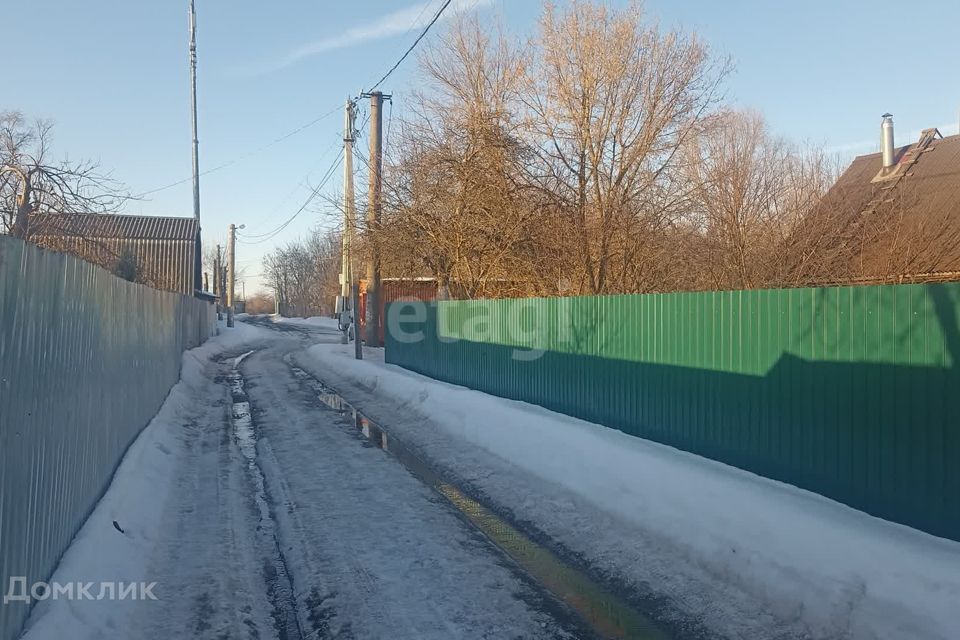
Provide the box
[226,223,236,327]
[340,99,357,344]
[361,91,390,347]
[214,244,222,320]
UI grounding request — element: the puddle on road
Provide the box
[226,354,304,640]
[288,365,673,640]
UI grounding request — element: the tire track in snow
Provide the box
[241,343,580,640]
[226,353,305,640]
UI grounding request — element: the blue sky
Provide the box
[6,0,960,293]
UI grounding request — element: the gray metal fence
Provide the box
[0,236,216,639]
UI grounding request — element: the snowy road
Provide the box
[231,333,584,639]
[22,320,590,640]
[23,317,960,640]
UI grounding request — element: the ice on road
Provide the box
[20,321,581,640]
[24,315,959,640]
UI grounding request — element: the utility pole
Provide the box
[339,99,357,344]
[352,282,362,360]
[220,263,227,320]
[188,0,201,222]
[214,244,222,320]
[360,91,390,347]
[226,223,244,327]
[226,224,236,327]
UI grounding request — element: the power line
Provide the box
[237,133,344,235]
[239,149,341,240]
[236,109,369,248]
[227,0,436,249]
[140,0,454,215]
[401,0,438,40]
[237,147,345,245]
[368,0,453,92]
[135,104,342,198]
[239,108,369,237]
[352,144,401,199]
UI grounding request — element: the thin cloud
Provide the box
[251,0,494,75]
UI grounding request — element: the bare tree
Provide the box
[262,227,341,317]
[244,293,276,315]
[682,110,788,289]
[1,111,130,239]
[523,0,727,294]
[380,14,538,298]
[364,0,943,298]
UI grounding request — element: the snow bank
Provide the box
[19,322,272,640]
[287,315,339,328]
[245,314,340,329]
[301,342,960,640]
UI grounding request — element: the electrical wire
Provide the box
[368,0,453,91]
[401,0,438,40]
[352,144,400,198]
[141,0,455,235]
[238,141,345,240]
[237,147,345,245]
[236,133,344,237]
[134,104,342,198]
[237,107,369,248]
[239,171,340,242]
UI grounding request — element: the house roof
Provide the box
[30,213,199,242]
[787,131,960,284]
[832,131,960,216]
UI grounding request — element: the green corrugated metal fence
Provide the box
[385,283,960,541]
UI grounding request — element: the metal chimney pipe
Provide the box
[881,113,895,168]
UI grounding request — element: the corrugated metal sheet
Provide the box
[358,279,440,343]
[28,214,200,296]
[386,284,960,541]
[29,213,199,241]
[0,236,216,640]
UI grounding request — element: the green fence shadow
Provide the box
[386,283,960,541]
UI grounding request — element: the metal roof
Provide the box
[30,213,199,242]
[785,132,960,283]
[841,132,960,217]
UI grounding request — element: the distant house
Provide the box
[789,116,960,285]
[29,213,202,296]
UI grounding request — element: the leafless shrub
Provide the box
[244,293,276,315]
[262,228,341,316]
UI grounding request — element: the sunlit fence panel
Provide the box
[386,284,960,541]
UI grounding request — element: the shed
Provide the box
[29,213,202,296]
